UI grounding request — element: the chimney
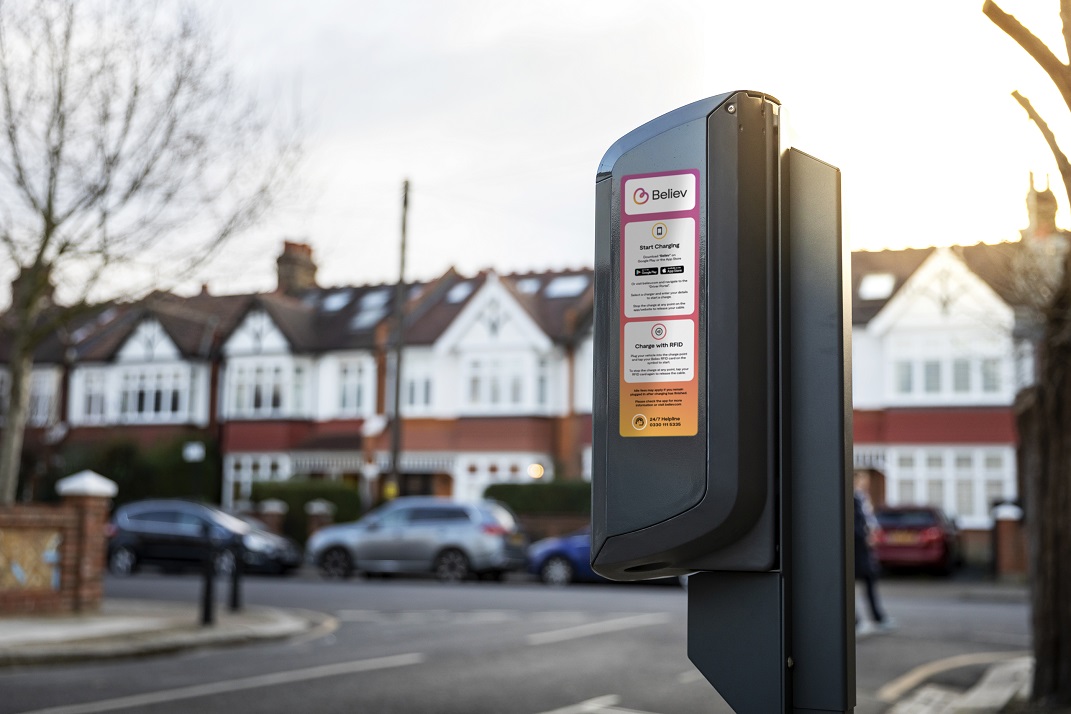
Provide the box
[1025,173,1058,239]
[276,241,318,295]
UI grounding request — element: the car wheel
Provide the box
[540,556,574,586]
[434,549,471,583]
[109,546,137,576]
[320,547,354,579]
[213,549,236,576]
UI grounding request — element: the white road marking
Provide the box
[876,650,1030,702]
[336,609,383,622]
[16,653,426,714]
[535,695,622,714]
[532,694,659,714]
[526,612,670,646]
[676,669,705,684]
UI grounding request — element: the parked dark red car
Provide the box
[873,506,960,575]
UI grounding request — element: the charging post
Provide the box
[592,91,854,713]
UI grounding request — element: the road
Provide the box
[0,570,1030,714]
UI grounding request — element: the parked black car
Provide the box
[107,499,303,576]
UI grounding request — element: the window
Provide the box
[117,367,190,423]
[537,358,549,406]
[927,480,945,508]
[981,358,1001,393]
[271,367,283,409]
[952,359,971,393]
[83,371,106,421]
[956,479,975,517]
[925,452,944,472]
[897,453,915,470]
[985,479,1005,507]
[463,356,531,412]
[293,366,305,413]
[899,479,916,503]
[545,274,589,298]
[468,361,481,405]
[340,362,364,413]
[895,361,913,394]
[28,372,55,427]
[923,360,941,393]
[858,272,895,300]
[228,361,299,417]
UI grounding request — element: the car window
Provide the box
[380,508,411,527]
[175,512,208,529]
[409,507,471,523]
[876,510,939,528]
[127,510,179,524]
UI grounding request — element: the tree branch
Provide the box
[1012,90,1071,212]
[985,1,1071,115]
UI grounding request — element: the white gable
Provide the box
[116,320,181,363]
[868,248,1014,336]
[434,273,553,354]
[223,309,291,356]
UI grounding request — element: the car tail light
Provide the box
[920,526,943,544]
[104,523,117,538]
[482,524,508,537]
[873,527,886,545]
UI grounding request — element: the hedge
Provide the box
[483,481,590,515]
[251,480,362,545]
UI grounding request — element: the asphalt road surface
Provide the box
[0,569,1030,714]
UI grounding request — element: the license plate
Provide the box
[887,530,919,545]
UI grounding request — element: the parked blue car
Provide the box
[527,525,691,587]
[527,526,602,585]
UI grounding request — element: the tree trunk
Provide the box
[0,336,33,505]
[1018,328,1071,705]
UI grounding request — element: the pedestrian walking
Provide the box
[854,473,895,633]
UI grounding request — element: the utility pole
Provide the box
[386,179,409,501]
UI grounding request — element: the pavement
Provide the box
[0,598,336,666]
[0,581,1035,713]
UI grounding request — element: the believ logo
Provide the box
[632,185,688,205]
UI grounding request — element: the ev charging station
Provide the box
[592,91,854,713]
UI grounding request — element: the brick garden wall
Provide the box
[0,495,111,615]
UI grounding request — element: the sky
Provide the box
[182,0,1069,295]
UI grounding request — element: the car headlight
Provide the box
[243,532,275,553]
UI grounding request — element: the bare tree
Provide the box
[0,0,300,505]
[985,0,1071,705]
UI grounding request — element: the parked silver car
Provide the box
[306,497,527,582]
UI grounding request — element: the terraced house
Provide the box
[2,181,1061,556]
[2,242,595,511]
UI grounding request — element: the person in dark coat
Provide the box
[854,474,895,632]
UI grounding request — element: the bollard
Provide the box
[201,522,215,626]
[230,541,243,612]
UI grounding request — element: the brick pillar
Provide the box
[257,499,288,535]
[993,503,1028,582]
[305,499,336,539]
[56,470,117,613]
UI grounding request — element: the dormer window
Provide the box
[858,272,895,301]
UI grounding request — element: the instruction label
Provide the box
[619,169,699,437]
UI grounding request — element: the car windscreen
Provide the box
[483,503,517,530]
[876,510,939,528]
[210,510,251,533]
